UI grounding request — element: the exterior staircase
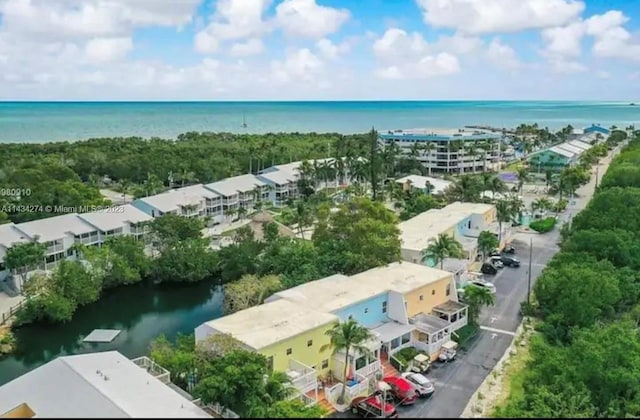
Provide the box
[380,352,401,378]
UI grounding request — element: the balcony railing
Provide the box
[286,358,318,395]
[355,359,381,378]
[46,243,64,254]
[131,356,171,384]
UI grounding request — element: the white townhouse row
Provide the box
[0,205,153,292]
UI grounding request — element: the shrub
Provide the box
[529,217,556,233]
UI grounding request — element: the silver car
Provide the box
[400,372,435,397]
[469,280,497,294]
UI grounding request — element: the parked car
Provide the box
[480,262,498,275]
[401,372,435,398]
[468,280,497,294]
[490,256,504,268]
[500,255,521,267]
[383,376,419,405]
[503,244,517,254]
[350,395,399,418]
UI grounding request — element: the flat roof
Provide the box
[380,128,500,141]
[0,223,31,250]
[0,351,210,418]
[79,204,153,232]
[205,174,266,196]
[201,299,339,350]
[138,184,217,213]
[15,214,97,243]
[271,262,451,313]
[371,322,415,343]
[395,175,452,195]
[399,202,494,252]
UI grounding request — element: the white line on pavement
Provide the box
[479,326,516,336]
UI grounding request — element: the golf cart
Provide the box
[438,341,458,363]
[503,244,517,254]
[408,353,431,374]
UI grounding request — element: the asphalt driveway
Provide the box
[332,232,560,419]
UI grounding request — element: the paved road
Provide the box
[333,143,625,419]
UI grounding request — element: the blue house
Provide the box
[584,124,611,136]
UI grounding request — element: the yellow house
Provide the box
[195,299,338,402]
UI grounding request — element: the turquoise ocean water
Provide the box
[0,101,638,143]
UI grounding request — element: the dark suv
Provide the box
[500,255,521,267]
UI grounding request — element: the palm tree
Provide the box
[421,142,437,176]
[477,230,498,261]
[236,206,247,220]
[447,175,482,203]
[119,178,131,204]
[495,199,516,245]
[516,165,529,194]
[421,233,465,269]
[321,319,374,405]
[292,201,313,239]
[464,284,496,325]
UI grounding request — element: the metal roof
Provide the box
[79,205,153,232]
[138,184,217,213]
[15,214,97,243]
[204,174,266,196]
[0,351,210,418]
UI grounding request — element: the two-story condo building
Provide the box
[204,174,268,218]
[257,169,299,207]
[379,128,502,174]
[399,202,502,286]
[195,299,338,406]
[133,184,223,225]
[78,204,153,245]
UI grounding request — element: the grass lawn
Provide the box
[489,332,534,417]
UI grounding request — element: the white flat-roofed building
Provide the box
[0,351,210,418]
[379,128,502,174]
[204,174,268,217]
[14,214,99,269]
[78,204,153,243]
[133,184,222,224]
[395,175,452,195]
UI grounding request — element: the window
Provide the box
[446,283,451,296]
[307,339,313,347]
[286,348,292,355]
[364,308,369,314]
[382,301,387,313]
[432,289,436,295]
[419,295,424,301]
[321,359,329,369]
[401,333,411,345]
[355,356,367,370]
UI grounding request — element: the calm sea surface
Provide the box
[0,101,638,143]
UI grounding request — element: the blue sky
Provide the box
[0,0,639,100]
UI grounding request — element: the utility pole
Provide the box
[527,237,533,304]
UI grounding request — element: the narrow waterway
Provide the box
[0,280,223,385]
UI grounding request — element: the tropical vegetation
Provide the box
[494,133,640,418]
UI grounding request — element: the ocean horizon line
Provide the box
[0,99,636,104]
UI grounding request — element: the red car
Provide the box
[383,376,419,405]
[350,395,399,418]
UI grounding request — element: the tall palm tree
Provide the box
[321,319,374,405]
[421,233,465,269]
[495,199,516,244]
[119,178,132,204]
[516,166,529,194]
[421,142,437,176]
[464,284,496,325]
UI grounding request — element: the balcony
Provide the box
[286,358,318,396]
[131,356,171,384]
[409,313,452,355]
[46,243,64,254]
[432,301,469,332]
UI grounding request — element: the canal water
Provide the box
[0,280,224,385]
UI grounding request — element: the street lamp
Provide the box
[527,237,533,305]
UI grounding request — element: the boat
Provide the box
[630,103,636,106]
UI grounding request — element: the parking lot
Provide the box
[332,230,560,418]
